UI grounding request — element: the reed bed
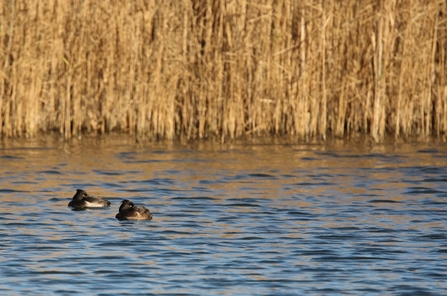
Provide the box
[1,0,446,141]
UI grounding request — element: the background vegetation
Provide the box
[1,0,446,142]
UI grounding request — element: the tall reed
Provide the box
[0,0,446,141]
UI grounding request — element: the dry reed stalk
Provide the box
[436,0,447,137]
[371,2,384,143]
[395,4,408,140]
[318,0,328,140]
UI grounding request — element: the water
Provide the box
[1,136,447,295]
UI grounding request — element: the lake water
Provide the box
[0,136,446,295]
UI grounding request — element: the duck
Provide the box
[115,199,153,221]
[68,189,111,209]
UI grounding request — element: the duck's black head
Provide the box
[73,189,88,200]
[119,199,134,211]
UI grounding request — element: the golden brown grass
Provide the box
[1,0,446,142]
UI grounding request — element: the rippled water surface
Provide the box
[1,136,447,295]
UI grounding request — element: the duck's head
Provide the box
[73,189,89,200]
[119,199,134,211]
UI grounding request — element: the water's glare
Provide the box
[1,136,446,295]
